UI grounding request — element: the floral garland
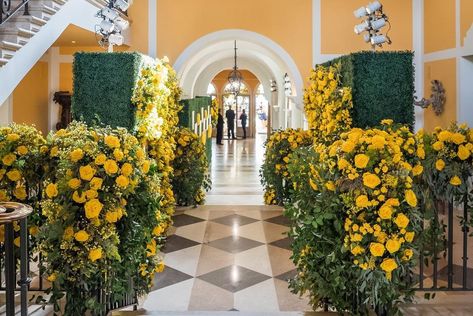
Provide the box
[40,123,164,315]
[303,63,353,143]
[260,128,313,205]
[172,127,211,206]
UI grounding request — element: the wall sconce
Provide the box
[414,80,446,116]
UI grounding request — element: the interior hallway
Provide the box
[138,136,311,312]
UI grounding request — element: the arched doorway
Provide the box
[222,81,251,138]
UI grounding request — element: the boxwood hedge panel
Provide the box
[322,51,415,129]
[72,52,143,130]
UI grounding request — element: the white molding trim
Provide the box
[0,95,13,126]
[48,48,60,132]
[312,0,321,66]
[148,0,157,58]
[456,0,461,120]
[424,48,459,62]
[464,24,473,56]
[413,0,424,131]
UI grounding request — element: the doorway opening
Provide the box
[255,84,269,134]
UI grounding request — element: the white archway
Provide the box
[173,29,305,129]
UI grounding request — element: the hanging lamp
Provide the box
[227,40,243,96]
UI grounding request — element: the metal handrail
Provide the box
[0,0,31,26]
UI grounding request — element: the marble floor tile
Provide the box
[188,279,234,311]
[151,266,193,291]
[162,235,200,254]
[234,279,280,312]
[275,269,298,282]
[273,278,312,312]
[267,245,297,277]
[172,214,206,227]
[235,245,273,276]
[174,221,208,243]
[195,245,235,277]
[207,236,264,254]
[211,214,259,227]
[202,221,234,243]
[265,214,292,227]
[183,208,210,220]
[143,278,195,311]
[270,237,293,251]
[198,265,271,293]
[163,245,202,277]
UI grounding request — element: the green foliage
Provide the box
[322,51,415,129]
[72,52,144,131]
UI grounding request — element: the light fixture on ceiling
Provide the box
[227,40,243,96]
[353,1,392,49]
[95,0,131,50]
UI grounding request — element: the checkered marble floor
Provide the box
[139,206,310,312]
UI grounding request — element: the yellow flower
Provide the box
[68,178,81,190]
[450,176,462,186]
[438,130,452,142]
[95,154,107,165]
[2,154,16,166]
[47,273,57,282]
[90,177,103,190]
[45,183,58,198]
[6,133,20,141]
[7,169,21,182]
[412,164,423,176]
[113,149,124,161]
[379,205,393,220]
[386,239,401,253]
[153,225,164,236]
[50,146,59,157]
[141,160,150,174]
[416,147,425,159]
[351,245,364,255]
[115,175,129,188]
[104,159,119,175]
[337,158,350,170]
[394,213,410,228]
[121,163,133,176]
[72,191,86,204]
[402,249,414,261]
[435,159,445,171]
[458,145,470,160]
[356,195,370,208]
[14,237,20,247]
[85,189,98,200]
[405,231,415,243]
[17,146,28,156]
[432,141,444,151]
[29,226,39,236]
[381,119,393,125]
[79,165,96,181]
[341,141,355,153]
[13,186,27,200]
[325,181,335,191]
[84,199,103,219]
[405,190,417,207]
[354,154,370,169]
[363,173,381,189]
[104,135,120,148]
[451,133,466,144]
[0,189,7,201]
[369,242,385,257]
[64,226,74,240]
[74,230,89,242]
[147,239,157,257]
[105,211,119,223]
[371,135,386,149]
[380,258,398,273]
[309,179,318,191]
[88,248,102,262]
[70,148,84,162]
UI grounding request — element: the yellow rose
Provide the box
[381,119,393,125]
[404,231,415,243]
[7,169,21,182]
[104,135,120,148]
[115,175,129,188]
[79,165,96,181]
[72,191,87,204]
[435,159,445,171]
[394,213,410,228]
[45,183,58,198]
[95,154,107,165]
[88,248,102,262]
[404,189,417,207]
[0,189,8,201]
[141,160,150,174]
[325,181,335,191]
[153,225,164,236]
[416,147,425,159]
[113,149,124,161]
[337,158,350,170]
[438,130,452,142]
[412,165,423,176]
[68,178,81,190]
[356,195,370,208]
[70,148,84,162]
[85,189,98,200]
[371,135,386,149]
[47,273,57,282]
[432,141,444,151]
[350,245,364,255]
[104,160,119,175]
[457,145,470,160]
[17,146,28,156]
[2,154,16,166]
[84,199,103,219]
[386,239,401,253]
[63,226,74,240]
[105,211,119,223]
[90,177,103,190]
[13,186,27,200]
[121,163,133,176]
[402,249,414,261]
[354,154,370,169]
[50,146,59,157]
[369,242,385,257]
[363,173,381,189]
[6,133,20,141]
[451,133,466,144]
[74,230,89,242]
[147,239,157,257]
[450,176,462,186]
[341,141,355,153]
[380,258,398,273]
[378,205,393,220]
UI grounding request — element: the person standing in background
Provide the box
[240,109,248,139]
[216,108,224,145]
[225,106,236,140]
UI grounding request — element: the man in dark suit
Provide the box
[225,106,236,140]
[240,109,248,139]
[216,108,224,145]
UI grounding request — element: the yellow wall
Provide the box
[423,58,457,132]
[128,0,149,54]
[321,0,413,54]
[12,62,49,135]
[424,0,456,53]
[461,0,473,46]
[156,0,312,81]
[60,63,73,92]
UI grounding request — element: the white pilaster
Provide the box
[148,0,157,58]
[48,47,60,132]
[413,0,424,131]
[455,0,461,121]
[0,95,13,126]
[312,0,321,67]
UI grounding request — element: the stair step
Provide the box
[11,15,48,27]
[0,31,30,46]
[1,40,23,51]
[0,58,9,67]
[0,48,16,59]
[17,27,36,38]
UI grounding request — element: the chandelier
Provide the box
[227,40,243,95]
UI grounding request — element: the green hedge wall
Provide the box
[72,52,144,130]
[322,51,415,129]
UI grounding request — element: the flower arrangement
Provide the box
[211,98,219,127]
[260,128,313,205]
[303,63,353,143]
[40,122,165,315]
[172,127,211,206]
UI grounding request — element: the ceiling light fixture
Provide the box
[353,1,392,49]
[95,0,132,51]
[227,41,243,96]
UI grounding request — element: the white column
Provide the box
[455,0,461,121]
[312,0,321,67]
[48,47,60,132]
[0,95,13,126]
[413,0,424,131]
[148,0,157,58]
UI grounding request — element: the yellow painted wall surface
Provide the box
[60,63,73,92]
[423,58,456,131]
[127,0,149,54]
[321,0,413,54]
[461,0,473,46]
[12,62,49,135]
[156,0,312,81]
[424,0,456,53]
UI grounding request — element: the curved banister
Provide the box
[0,0,31,26]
